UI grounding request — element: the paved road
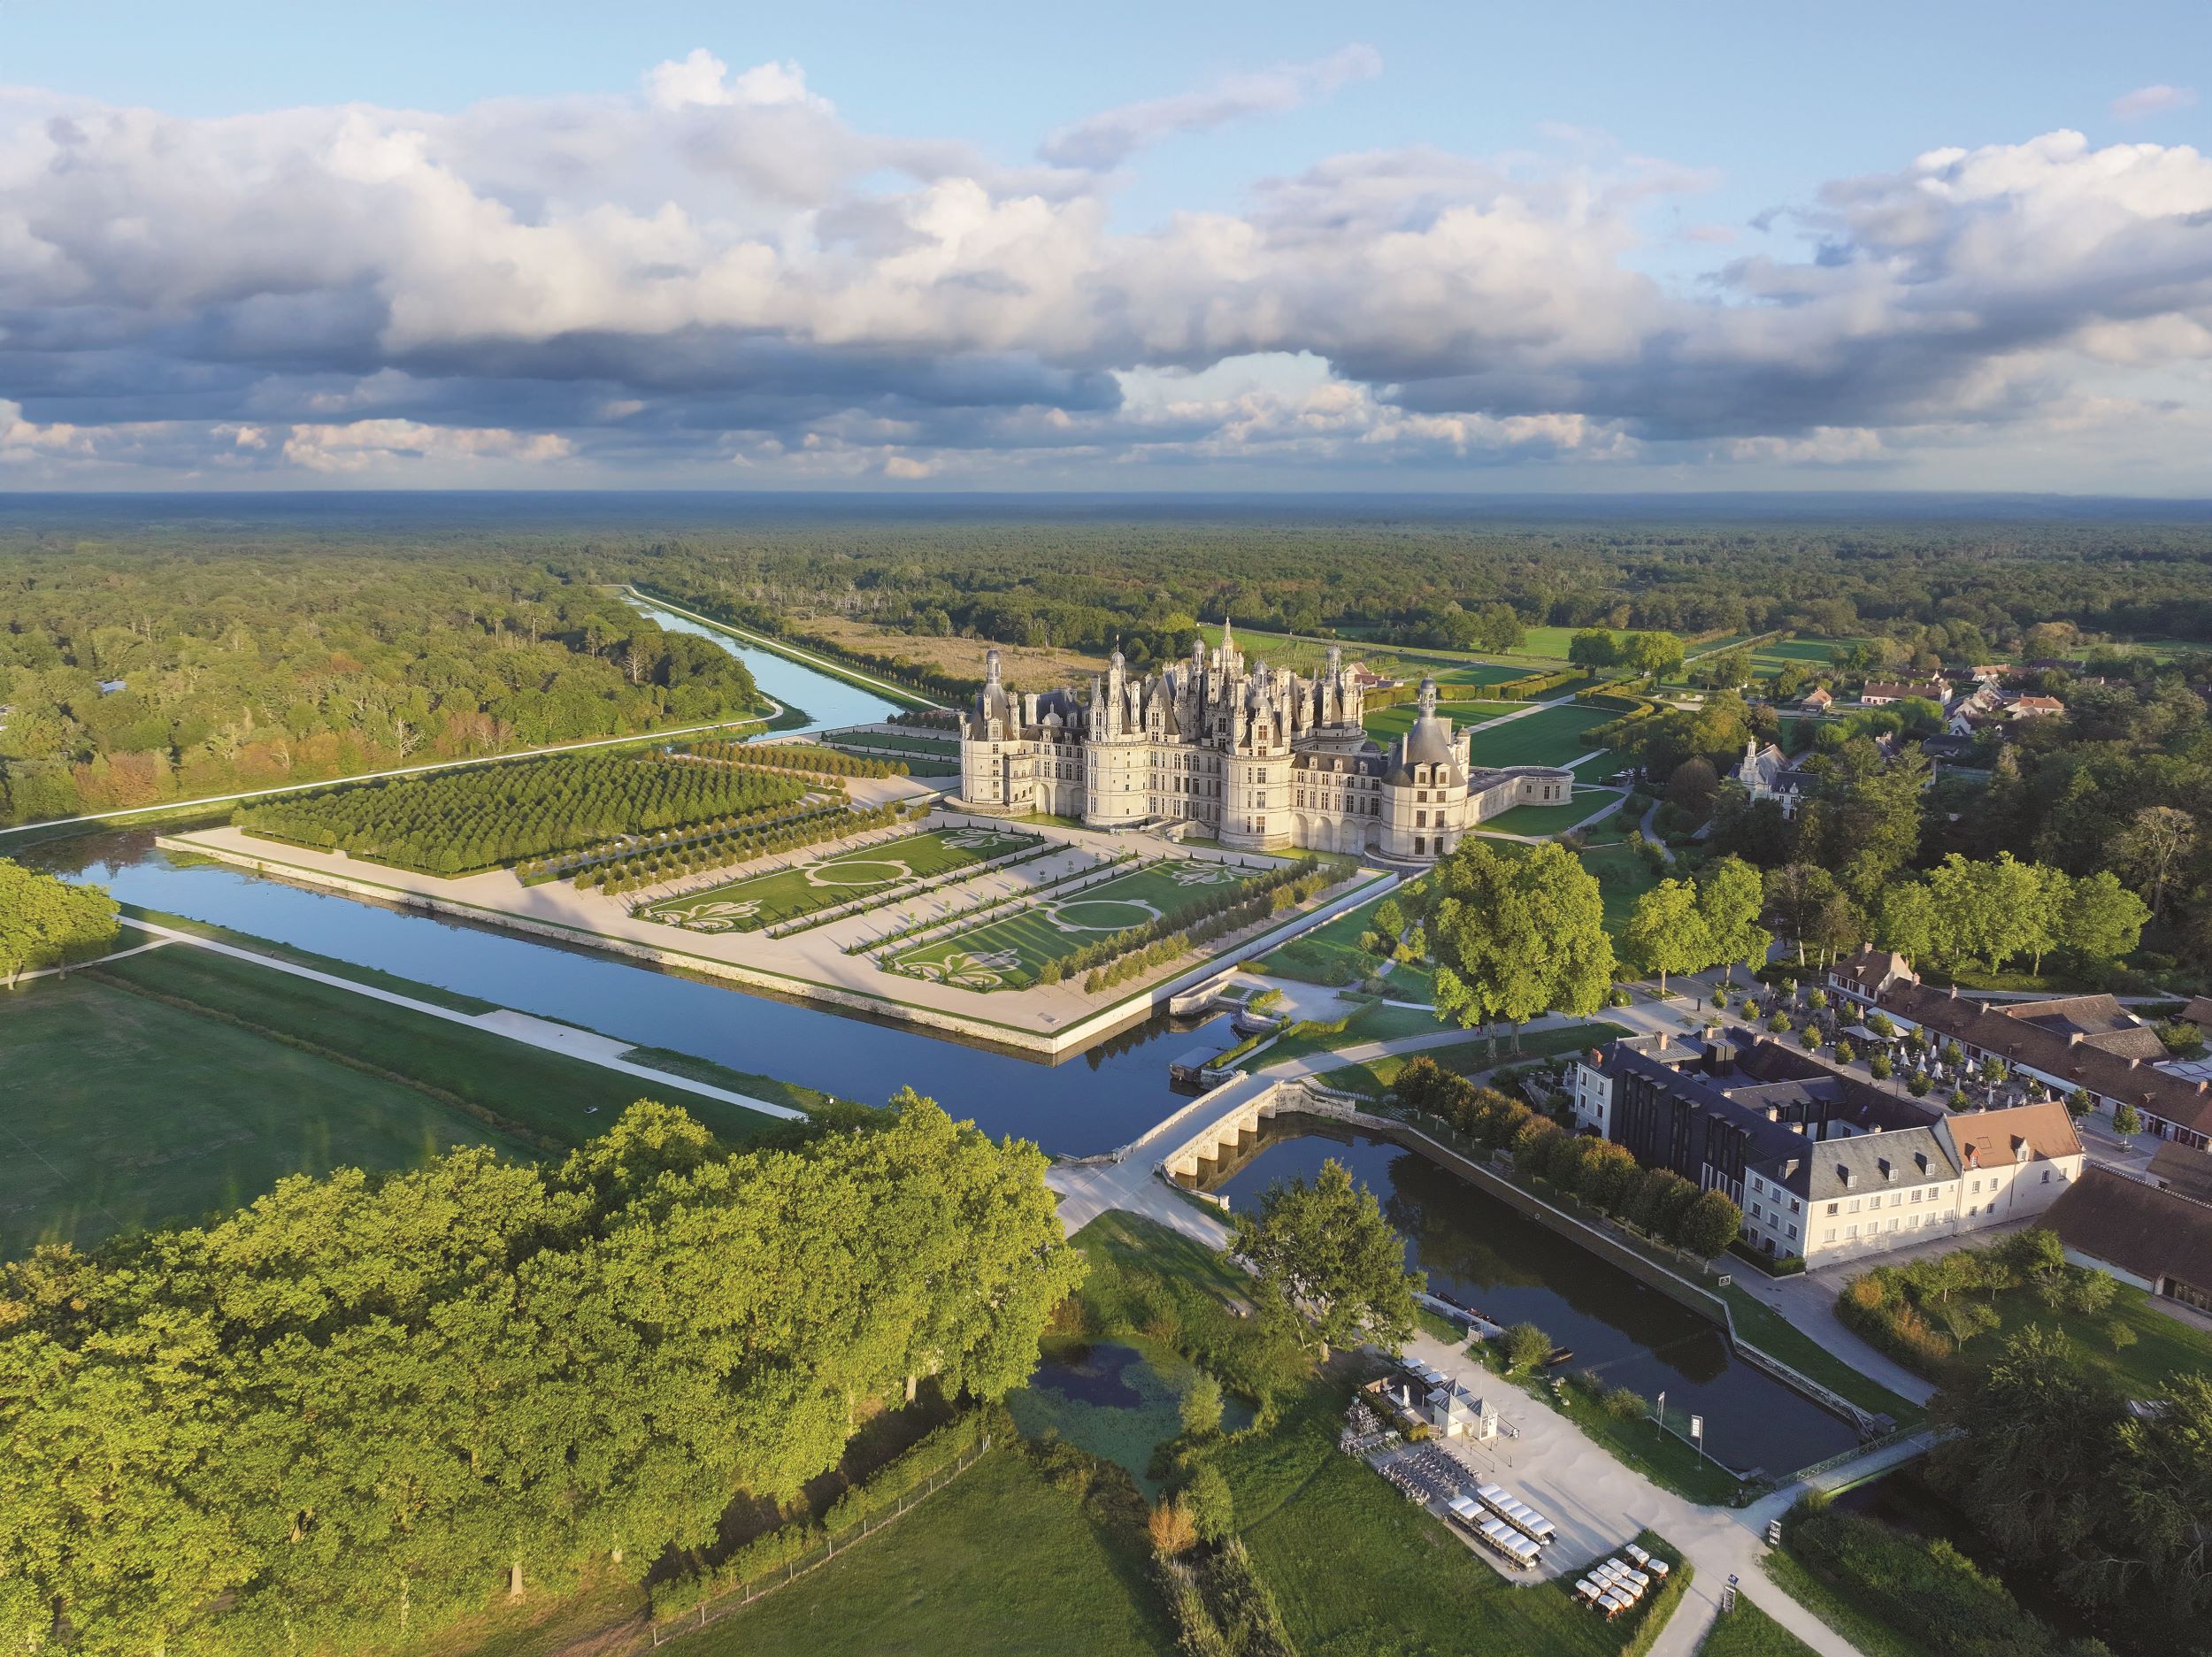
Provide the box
[1400,1329,1894,1657]
[111,917,808,1123]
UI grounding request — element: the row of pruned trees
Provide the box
[0,1097,1082,1657]
[236,753,803,875]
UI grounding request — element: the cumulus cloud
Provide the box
[2,58,2211,487]
[2111,83,2198,120]
[1038,44,1382,169]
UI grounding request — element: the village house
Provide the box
[1799,686,1834,711]
[1731,739,1813,818]
[1824,949,2212,1152]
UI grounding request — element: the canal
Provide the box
[1202,1119,1863,1476]
[627,596,910,735]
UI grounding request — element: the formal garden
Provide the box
[637,824,1042,933]
[884,857,1291,993]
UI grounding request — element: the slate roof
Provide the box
[1763,1125,1957,1201]
[2039,1165,2212,1293]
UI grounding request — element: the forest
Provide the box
[0,1094,1083,1657]
[0,539,763,824]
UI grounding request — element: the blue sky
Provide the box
[3,1,2208,489]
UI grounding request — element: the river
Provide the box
[1202,1119,1863,1476]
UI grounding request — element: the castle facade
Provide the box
[955,623,1575,862]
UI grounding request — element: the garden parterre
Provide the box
[637,825,1041,933]
[887,857,1259,991]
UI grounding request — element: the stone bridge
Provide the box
[1154,1075,1377,1182]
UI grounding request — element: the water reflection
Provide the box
[628,598,906,735]
[55,835,1218,1157]
[1204,1122,1860,1473]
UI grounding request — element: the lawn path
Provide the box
[114,917,807,1123]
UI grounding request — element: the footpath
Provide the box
[111,917,807,1123]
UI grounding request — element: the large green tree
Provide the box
[1623,878,1712,993]
[1431,840,1615,1051]
[1229,1158,1421,1356]
[0,858,119,985]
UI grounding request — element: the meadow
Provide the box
[888,858,1255,990]
[640,825,1040,932]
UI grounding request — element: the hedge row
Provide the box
[687,739,907,779]
[593,804,902,897]
[1071,865,1331,992]
[517,796,832,884]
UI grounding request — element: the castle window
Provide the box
[1415,836,1427,855]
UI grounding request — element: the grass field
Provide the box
[1482,787,1624,837]
[1698,1596,1819,1657]
[888,858,1254,990]
[684,1446,1175,1657]
[1463,703,1615,770]
[1312,1020,1631,1096]
[1362,699,1525,741]
[1220,1365,1689,1657]
[640,825,1040,933]
[93,943,803,1144]
[1252,886,1396,986]
[0,968,519,1255]
[1864,1271,2212,1398]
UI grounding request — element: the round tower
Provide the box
[1220,665,1294,851]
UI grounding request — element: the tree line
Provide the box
[0,1095,1082,1656]
[1391,1060,1743,1257]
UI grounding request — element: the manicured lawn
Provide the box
[1312,1020,1630,1096]
[641,825,1040,933]
[91,944,793,1153]
[1463,703,1617,770]
[1698,1596,1820,1657]
[0,968,521,1255]
[1515,625,1601,660]
[1484,788,1625,837]
[1219,1369,1688,1657]
[888,858,1254,991]
[684,1446,1176,1657]
[1362,699,1527,741]
[1253,888,1394,986]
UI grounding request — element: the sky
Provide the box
[3,0,2210,492]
